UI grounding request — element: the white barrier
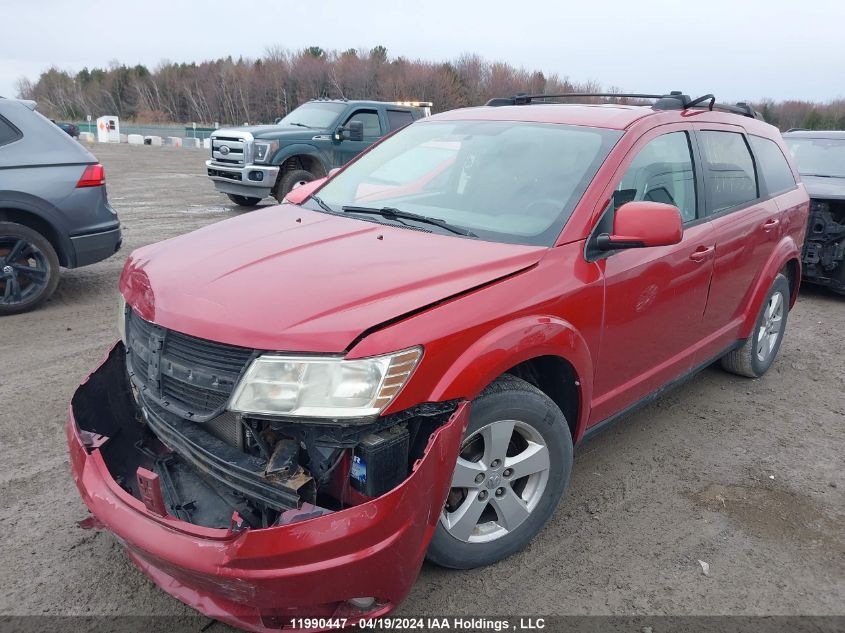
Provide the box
[166,136,183,148]
[182,137,201,149]
[127,134,144,145]
[202,138,211,149]
[119,134,128,143]
[78,132,95,144]
[144,135,162,146]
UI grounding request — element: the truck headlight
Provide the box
[229,347,422,418]
[117,295,127,344]
[253,140,278,164]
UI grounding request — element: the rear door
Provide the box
[692,125,782,362]
[589,127,715,424]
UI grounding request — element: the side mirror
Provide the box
[282,177,327,205]
[335,120,364,142]
[597,201,683,250]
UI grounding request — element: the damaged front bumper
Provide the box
[67,344,469,631]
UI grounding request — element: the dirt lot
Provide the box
[0,143,842,624]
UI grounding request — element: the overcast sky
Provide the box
[2,0,843,103]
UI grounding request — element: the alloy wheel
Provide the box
[441,419,550,543]
[756,290,784,362]
[0,236,50,307]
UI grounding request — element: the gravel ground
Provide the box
[0,143,842,626]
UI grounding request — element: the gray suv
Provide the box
[0,98,121,314]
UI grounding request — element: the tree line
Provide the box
[15,46,845,131]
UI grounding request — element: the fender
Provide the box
[428,315,594,441]
[0,190,73,265]
[738,236,801,339]
[270,144,330,175]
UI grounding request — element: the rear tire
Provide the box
[226,194,261,207]
[275,169,316,202]
[720,273,790,378]
[426,375,573,569]
[0,222,60,315]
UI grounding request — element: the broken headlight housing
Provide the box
[229,347,422,418]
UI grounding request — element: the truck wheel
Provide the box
[720,273,790,378]
[226,194,261,207]
[0,222,60,315]
[276,169,316,201]
[427,375,573,569]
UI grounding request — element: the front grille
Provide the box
[125,310,255,421]
[210,133,250,166]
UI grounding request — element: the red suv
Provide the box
[68,92,809,630]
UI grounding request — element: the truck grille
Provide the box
[211,132,251,166]
[125,310,255,422]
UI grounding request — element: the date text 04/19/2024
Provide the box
[288,617,547,630]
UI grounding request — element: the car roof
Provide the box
[307,99,418,108]
[428,103,783,137]
[429,104,654,130]
[783,130,845,140]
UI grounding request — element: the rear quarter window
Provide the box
[0,116,22,147]
[749,135,796,196]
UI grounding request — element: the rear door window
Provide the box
[698,131,759,214]
[749,135,796,196]
[386,109,415,132]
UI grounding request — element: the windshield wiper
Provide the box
[308,195,335,214]
[287,122,312,129]
[341,205,477,237]
[801,173,841,179]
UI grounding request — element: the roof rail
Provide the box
[485,91,764,120]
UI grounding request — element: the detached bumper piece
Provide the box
[67,343,469,630]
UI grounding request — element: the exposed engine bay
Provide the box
[72,342,456,530]
[802,198,845,293]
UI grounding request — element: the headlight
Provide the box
[117,295,127,344]
[229,347,422,418]
[253,140,278,164]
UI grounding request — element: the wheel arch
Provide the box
[426,316,594,443]
[0,203,71,266]
[270,145,329,195]
[739,238,801,339]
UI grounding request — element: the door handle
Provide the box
[762,218,781,231]
[689,246,714,263]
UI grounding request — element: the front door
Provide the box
[590,130,715,424]
[332,108,383,167]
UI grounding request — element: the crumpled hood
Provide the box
[120,206,546,352]
[802,175,845,201]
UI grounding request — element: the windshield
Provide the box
[313,120,621,246]
[277,102,346,129]
[784,137,845,178]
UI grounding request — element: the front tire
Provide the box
[275,169,316,202]
[226,194,261,207]
[0,222,60,315]
[721,273,790,378]
[427,375,573,569]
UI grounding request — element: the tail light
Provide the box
[77,164,105,188]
